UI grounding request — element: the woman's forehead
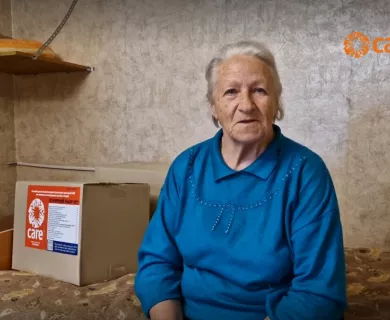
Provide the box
[216,55,273,85]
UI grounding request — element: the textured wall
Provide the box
[11,0,390,248]
[0,0,16,220]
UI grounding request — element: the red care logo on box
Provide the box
[25,186,48,250]
[24,185,81,252]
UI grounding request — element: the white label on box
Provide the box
[47,204,80,245]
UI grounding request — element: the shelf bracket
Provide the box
[32,0,80,60]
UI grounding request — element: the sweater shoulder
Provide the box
[169,136,214,179]
[282,136,330,175]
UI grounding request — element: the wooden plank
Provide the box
[0,215,13,231]
[0,215,13,270]
[0,51,93,75]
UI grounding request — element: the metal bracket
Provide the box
[32,0,80,60]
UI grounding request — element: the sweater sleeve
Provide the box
[265,155,348,320]
[134,163,183,318]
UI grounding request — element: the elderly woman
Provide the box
[134,41,347,320]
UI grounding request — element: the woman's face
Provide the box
[211,55,278,145]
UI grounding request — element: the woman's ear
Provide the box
[210,103,217,119]
[272,99,279,123]
[210,104,220,127]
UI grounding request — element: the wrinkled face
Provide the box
[211,55,278,145]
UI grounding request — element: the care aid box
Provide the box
[12,181,150,286]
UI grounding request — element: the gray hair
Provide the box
[205,40,284,127]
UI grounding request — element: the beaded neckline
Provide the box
[188,147,307,233]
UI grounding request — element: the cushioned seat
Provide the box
[0,248,389,319]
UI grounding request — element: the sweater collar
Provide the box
[211,124,284,181]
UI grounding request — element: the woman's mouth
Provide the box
[238,119,257,124]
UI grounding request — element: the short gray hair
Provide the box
[205,40,284,127]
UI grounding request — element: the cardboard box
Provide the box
[12,181,150,286]
[0,215,13,270]
[94,161,170,219]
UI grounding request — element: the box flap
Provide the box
[14,181,148,188]
[83,182,149,186]
[16,181,86,187]
[96,161,170,171]
[94,162,170,220]
[94,161,170,186]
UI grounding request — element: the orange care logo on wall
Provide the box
[344,31,390,58]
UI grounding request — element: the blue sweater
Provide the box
[135,125,347,320]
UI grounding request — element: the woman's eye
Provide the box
[254,88,266,94]
[224,88,237,95]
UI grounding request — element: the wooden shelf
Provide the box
[0,51,93,75]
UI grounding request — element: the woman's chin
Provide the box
[231,130,266,145]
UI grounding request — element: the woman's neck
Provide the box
[221,131,275,171]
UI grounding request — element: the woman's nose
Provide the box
[238,92,255,112]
